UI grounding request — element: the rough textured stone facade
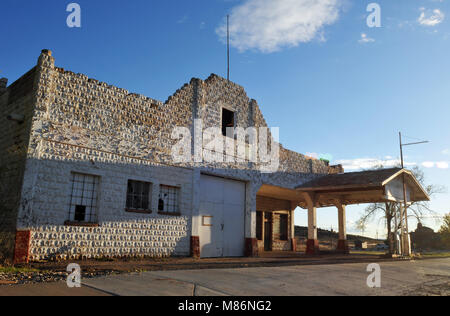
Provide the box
[1,50,340,262]
[0,69,37,261]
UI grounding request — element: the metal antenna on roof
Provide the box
[227,14,230,82]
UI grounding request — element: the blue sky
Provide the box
[1,0,449,237]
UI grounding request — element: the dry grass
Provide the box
[0,266,39,274]
[0,231,15,265]
[420,252,450,258]
[350,250,386,256]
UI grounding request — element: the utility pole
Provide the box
[399,132,429,256]
[393,207,399,254]
[227,14,230,81]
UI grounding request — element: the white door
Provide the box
[199,175,246,258]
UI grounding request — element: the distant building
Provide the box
[410,223,441,250]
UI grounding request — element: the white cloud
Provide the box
[335,158,415,171]
[422,161,435,168]
[358,33,375,44]
[442,149,450,155]
[216,0,342,53]
[337,157,449,171]
[422,161,449,169]
[436,161,449,169]
[418,8,445,26]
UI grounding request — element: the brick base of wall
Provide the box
[306,239,319,255]
[336,240,349,254]
[13,230,31,264]
[190,236,200,258]
[245,238,258,257]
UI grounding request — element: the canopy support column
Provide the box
[335,201,349,254]
[291,201,299,252]
[304,193,319,255]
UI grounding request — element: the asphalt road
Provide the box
[1,258,449,296]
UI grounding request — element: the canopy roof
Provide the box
[296,168,405,190]
[257,168,430,208]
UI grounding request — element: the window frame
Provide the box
[158,184,181,216]
[66,172,100,225]
[221,107,236,137]
[125,179,153,214]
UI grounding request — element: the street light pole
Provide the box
[398,132,429,256]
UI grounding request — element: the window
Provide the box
[68,173,99,223]
[222,108,235,137]
[279,214,288,241]
[126,180,152,211]
[158,185,180,215]
[256,211,263,240]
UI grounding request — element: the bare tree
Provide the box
[439,213,450,249]
[357,166,445,254]
[407,167,446,222]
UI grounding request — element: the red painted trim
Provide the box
[190,236,200,258]
[336,240,350,254]
[305,239,320,255]
[13,230,31,264]
[245,238,259,257]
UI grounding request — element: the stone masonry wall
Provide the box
[255,196,293,251]
[20,141,193,260]
[0,68,37,262]
[272,211,293,251]
[10,50,335,261]
[30,217,189,261]
[11,50,195,260]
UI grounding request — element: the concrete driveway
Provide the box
[1,258,449,296]
[83,258,449,296]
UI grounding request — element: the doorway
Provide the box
[264,212,272,251]
[199,175,246,258]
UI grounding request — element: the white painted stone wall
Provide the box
[29,218,188,261]
[19,140,193,260]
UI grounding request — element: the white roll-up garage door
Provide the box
[199,175,246,258]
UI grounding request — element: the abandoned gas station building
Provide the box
[0,50,429,263]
